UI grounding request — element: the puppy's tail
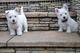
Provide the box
[20,6,24,15]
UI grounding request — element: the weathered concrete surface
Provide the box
[0,31,79,47]
[0,32,13,47]
[7,31,80,47]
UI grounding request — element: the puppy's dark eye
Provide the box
[60,14,62,16]
[9,16,11,18]
[14,16,16,17]
[65,13,67,15]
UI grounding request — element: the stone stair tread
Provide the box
[0,31,80,47]
[7,31,80,47]
[0,32,13,47]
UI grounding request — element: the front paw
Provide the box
[17,31,22,36]
[58,29,63,32]
[24,30,28,32]
[66,30,71,33]
[10,33,15,36]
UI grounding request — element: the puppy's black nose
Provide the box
[63,17,66,19]
[12,20,15,22]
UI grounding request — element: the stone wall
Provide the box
[0,15,76,31]
[72,0,80,32]
[0,0,77,31]
[0,17,58,31]
[28,17,58,31]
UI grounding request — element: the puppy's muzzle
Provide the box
[12,19,16,24]
[63,17,66,19]
[62,17,68,22]
[12,20,15,22]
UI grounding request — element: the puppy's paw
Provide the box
[10,33,15,36]
[17,31,22,36]
[24,30,28,32]
[58,29,63,32]
[66,27,71,33]
[66,30,71,33]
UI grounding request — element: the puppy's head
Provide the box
[55,4,70,22]
[5,10,18,24]
[5,7,21,24]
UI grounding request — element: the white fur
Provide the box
[55,4,78,33]
[5,6,28,36]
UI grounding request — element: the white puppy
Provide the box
[55,4,78,33]
[5,6,28,36]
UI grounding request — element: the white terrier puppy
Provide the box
[55,4,78,33]
[5,6,28,36]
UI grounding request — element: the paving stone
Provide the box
[8,31,80,47]
[0,32,13,47]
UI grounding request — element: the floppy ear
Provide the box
[55,8,59,14]
[63,4,68,11]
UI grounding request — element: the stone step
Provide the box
[0,31,80,47]
[0,32,13,47]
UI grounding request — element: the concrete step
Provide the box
[0,32,13,47]
[0,31,80,47]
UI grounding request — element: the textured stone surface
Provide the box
[27,17,59,31]
[72,0,80,33]
[0,21,8,31]
[0,32,13,47]
[0,31,79,47]
[8,31,80,47]
[0,48,14,53]
[0,31,79,53]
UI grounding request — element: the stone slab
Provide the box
[0,32,13,47]
[8,31,80,47]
